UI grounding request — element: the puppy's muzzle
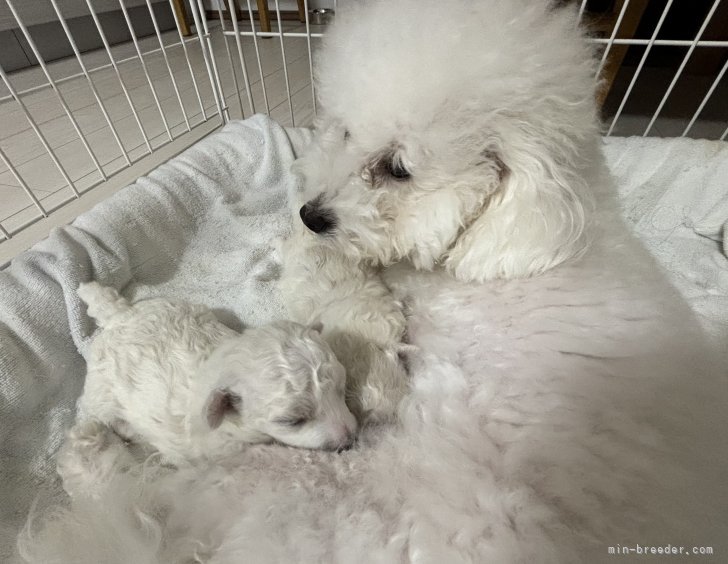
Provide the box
[299,202,335,234]
[324,431,357,453]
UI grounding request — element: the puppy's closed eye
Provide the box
[275,416,308,427]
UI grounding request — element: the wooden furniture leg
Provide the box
[297,0,306,23]
[256,0,271,33]
[170,0,191,36]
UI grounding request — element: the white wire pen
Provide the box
[194,0,230,121]
[6,0,107,182]
[0,145,47,220]
[220,1,246,116]
[273,0,295,125]
[606,0,674,136]
[302,0,316,117]
[226,0,256,116]
[49,0,131,167]
[246,0,271,115]
[596,0,631,78]
[144,0,191,132]
[166,0,207,122]
[84,0,153,155]
[643,0,722,136]
[187,0,226,121]
[117,0,173,141]
[0,62,78,197]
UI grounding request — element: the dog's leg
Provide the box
[56,419,136,500]
[326,331,409,425]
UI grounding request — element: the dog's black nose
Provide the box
[299,203,334,234]
[336,439,355,453]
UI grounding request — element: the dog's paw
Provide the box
[56,420,135,499]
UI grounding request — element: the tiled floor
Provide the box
[1,10,726,264]
[0,16,326,260]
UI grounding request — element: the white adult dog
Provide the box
[295,0,596,282]
[62,282,357,473]
[20,1,727,562]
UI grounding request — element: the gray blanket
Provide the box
[2,117,727,559]
[0,115,312,560]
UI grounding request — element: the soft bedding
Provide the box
[604,136,728,352]
[0,115,726,560]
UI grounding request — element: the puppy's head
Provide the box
[295,0,600,281]
[200,321,357,452]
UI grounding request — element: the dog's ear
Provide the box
[444,138,591,282]
[204,388,242,429]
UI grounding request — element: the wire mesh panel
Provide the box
[209,0,728,139]
[0,0,226,243]
[1,0,727,249]
[578,0,728,139]
[206,0,326,128]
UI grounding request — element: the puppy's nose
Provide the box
[299,203,334,234]
[336,435,356,453]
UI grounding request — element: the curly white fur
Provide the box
[19,1,728,563]
[277,221,410,424]
[296,0,598,281]
[69,282,357,469]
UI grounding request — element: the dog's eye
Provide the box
[387,159,410,180]
[344,129,351,141]
[275,416,308,427]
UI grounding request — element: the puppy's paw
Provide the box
[56,420,135,499]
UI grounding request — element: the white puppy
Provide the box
[278,221,409,424]
[67,283,357,470]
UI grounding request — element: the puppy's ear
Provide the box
[445,139,591,282]
[204,388,242,429]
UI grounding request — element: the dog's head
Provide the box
[294,0,600,281]
[199,321,357,452]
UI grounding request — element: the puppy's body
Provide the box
[278,226,409,423]
[72,283,357,468]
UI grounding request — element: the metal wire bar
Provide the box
[222,30,324,38]
[167,0,207,121]
[0,220,9,240]
[273,0,295,125]
[643,0,722,137]
[0,145,47,217]
[682,58,728,137]
[596,0,631,77]
[187,0,226,121]
[50,0,132,166]
[607,0,674,136]
[117,0,173,141]
[226,0,256,115]
[84,0,155,154]
[246,0,270,114]
[7,0,108,181]
[0,67,79,198]
[145,0,190,131]
[302,0,316,116]
[0,35,201,104]
[194,0,229,121]
[721,125,728,141]
[221,0,246,116]
[590,38,728,47]
[578,0,589,20]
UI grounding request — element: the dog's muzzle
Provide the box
[299,202,335,234]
